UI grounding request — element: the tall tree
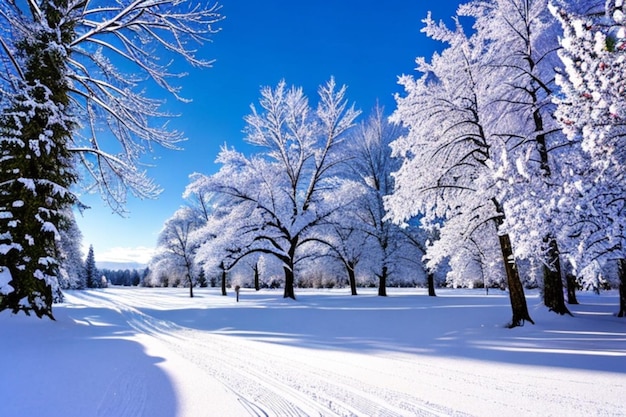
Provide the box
[84,244,98,289]
[57,209,86,290]
[458,0,572,316]
[189,79,360,299]
[0,0,222,317]
[0,0,77,318]
[551,0,626,316]
[385,13,534,327]
[156,206,203,298]
[347,106,423,295]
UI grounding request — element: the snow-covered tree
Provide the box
[318,222,368,295]
[0,0,222,318]
[189,79,361,299]
[0,0,77,317]
[1,0,223,211]
[57,209,86,290]
[346,106,425,295]
[551,0,626,316]
[146,253,181,288]
[457,0,572,316]
[84,244,98,289]
[385,13,534,327]
[196,267,207,288]
[156,206,204,298]
[184,176,259,294]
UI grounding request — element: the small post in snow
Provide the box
[235,285,241,302]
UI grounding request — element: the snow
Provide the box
[0,267,13,294]
[0,287,624,417]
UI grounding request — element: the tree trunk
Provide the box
[566,273,579,305]
[427,273,436,297]
[498,232,535,328]
[378,265,387,296]
[253,262,260,291]
[491,198,534,327]
[347,263,358,296]
[189,274,194,298]
[221,266,227,296]
[618,259,626,318]
[542,236,571,315]
[283,266,296,299]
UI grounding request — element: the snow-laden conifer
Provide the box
[57,208,86,290]
[0,0,77,318]
[0,0,222,317]
[84,244,98,289]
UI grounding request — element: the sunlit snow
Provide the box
[1,287,624,416]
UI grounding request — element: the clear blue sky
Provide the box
[74,0,462,265]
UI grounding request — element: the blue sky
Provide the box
[74,0,462,265]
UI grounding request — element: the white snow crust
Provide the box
[0,287,624,416]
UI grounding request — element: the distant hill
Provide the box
[97,261,147,271]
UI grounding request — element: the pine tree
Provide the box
[130,270,141,286]
[197,268,208,288]
[1,0,221,318]
[57,209,86,290]
[0,0,77,319]
[84,245,98,289]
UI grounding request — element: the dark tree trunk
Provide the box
[618,259,626,318]
[491,198,534,328]
[427,273,436,297]
[189,274,194,298]
[253,262,260,291]
[566,273,579,305]
[542,237,571,315]
[283,266,296,299]
[526,99,562,321]
[221,266,227,296]
[498,232,535,328]
[347,262,358,296]
[378,266,387,296]
[283,242,296,300]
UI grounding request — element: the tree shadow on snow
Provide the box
[0,305,178,417]
[140,288,626,375]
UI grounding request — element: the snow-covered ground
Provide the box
[1,287,624,417]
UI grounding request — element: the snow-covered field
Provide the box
[1,287,624,417]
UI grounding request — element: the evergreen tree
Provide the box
[57,209,86,290]
[1,0,221,318]
[197,268,208,288]
[130,270,141,286]
[84,245,98,289]
[0,0,77,319]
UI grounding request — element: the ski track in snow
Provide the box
[67,290,469,417]
[63,290,625,417]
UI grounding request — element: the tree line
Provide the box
[1,0,624,326]
[149,0,625,327]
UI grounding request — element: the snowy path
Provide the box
[67,290,468,417]
[53,288,625,417]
